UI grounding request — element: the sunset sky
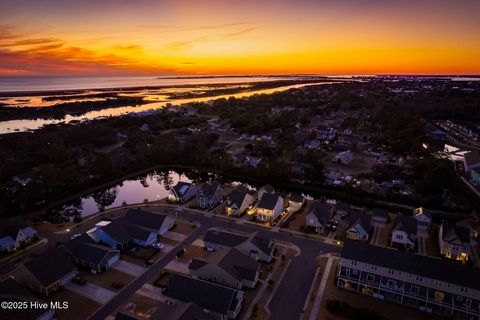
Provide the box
[1,0,480,76]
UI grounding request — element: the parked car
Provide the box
[70,234,81,240]
[151,242,164,250]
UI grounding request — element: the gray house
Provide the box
[168,182,198,203]
[305,202,334,233]
[197,181,224,209]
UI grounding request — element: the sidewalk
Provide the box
[308,255,337,320]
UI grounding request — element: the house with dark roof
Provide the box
[61,234,120,274]
[168,182,198,204]
[288,194,305,207]
[338,240,480,319]
[256,193,284,223]
[189,247,260,289]
[413,207,432,229]
[125,209,174,235]
[0,224,38,253]
[94,218,157,250]
[197,181,224,209]
[203,230,274,263]
[0,277,54,320]
[346,213,372,241]
[257,184,275,201]
[390,215,417,249]
[372,208,389,224]
[164,274,243,319]
[150,302,222,320]
[225,186,255,216]
[305,202,334,233]
[13,249,77,296]
[439,222,471,262]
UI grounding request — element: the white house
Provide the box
[225,186,255,216]
[257,184,275,201]
[439,222,471,262]
[0,225,38,253]
[256,193,284,223]
[390,215,417,249]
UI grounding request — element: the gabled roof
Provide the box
[62,234,119,266]
[203,230,248,247]
[347,213,372,232]
[392,215,417,235]
[0,224,36,240]
[441,223,470,244]
[251,236,273,256]
[309,202,333,221]
[257,193,281,211]
[289,194,304,203]
[100,218,154,243]
[189,259,208,270]
[23,249,76,287]
[341,240,480,290]
[165,274,240,315]
[259,184,275,194]
[125,209,170,230]
[151,302,222,320]
[172,182,193,197]
[217,248,259,282]
[227,186,248,208]
[199,181,221,198]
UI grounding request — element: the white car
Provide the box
[151,242,164,250]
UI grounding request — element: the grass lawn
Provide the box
[50,289,101,320]
[170,221,196,235]
[80,268,135,292]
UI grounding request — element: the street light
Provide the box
[156,195,160,207]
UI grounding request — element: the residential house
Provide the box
[414,207,433,230]
[335,150,353,165]
[257,184,275,201]
[305,202,334,233]
[130,302,223,320]
[12,172,33,186]
[168,182,198,203]
[0,224,38,253]
[337,240,480,319]
[62,234,120,274]
[124,209,174,235]
[255,193,284,223]
[225,186,255,216]
[372,208,389,224]
[94,218,157,250]
[305,139,321,149]
[288,194,305,207]
[0,277,54,320]
[203,230,274,263]
[391,215,417,249]
[13,249,77,296]
[439,223,471,262]
[164,274,243,320]
[346,213,372,241]
[457,214,480,240]
[189,247,260,289]
[197,181,224,209]
[463,150,480,173]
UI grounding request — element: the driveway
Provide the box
[136,283,165,301]
[165,259,189,274]
[65,282,116,304]
[163,231,188,242]
[112,260,147,276]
